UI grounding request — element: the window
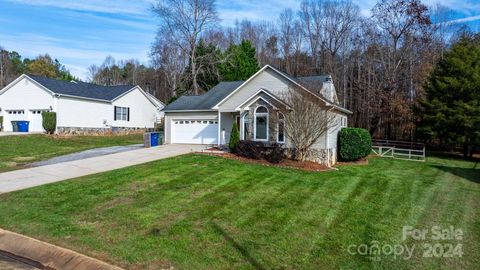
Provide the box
[114,106,129,121]
[8,110,24,115]
[254,106,268,141]
[277,112,285,143]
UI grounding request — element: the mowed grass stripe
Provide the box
[0,154,478,269]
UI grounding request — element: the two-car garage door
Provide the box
[171,119,218,144]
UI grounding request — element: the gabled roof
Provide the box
[162,80,244,111]
[163,65,352,114]
[27,75,135,102]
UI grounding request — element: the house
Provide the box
[162,65,352,165]
[0,74,164,134]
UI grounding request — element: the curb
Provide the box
[0,229,123,270]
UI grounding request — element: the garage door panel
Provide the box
[172,120,218,144]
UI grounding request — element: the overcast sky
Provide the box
[0,0,479,80]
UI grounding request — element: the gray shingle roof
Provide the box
[163,80,244,111]
[29,75,135,101]
[162,67,342,112]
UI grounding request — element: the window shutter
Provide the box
[127,108,130,121]
[114,106,117,121]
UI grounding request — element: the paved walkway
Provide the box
[0,144,206,193]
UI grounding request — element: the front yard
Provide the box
[0,134,143,172]
[0,154,478,269]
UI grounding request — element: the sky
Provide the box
[0,0,479,80]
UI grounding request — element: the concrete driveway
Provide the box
[0,144,207,193]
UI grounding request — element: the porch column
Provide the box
[217,111,221,146]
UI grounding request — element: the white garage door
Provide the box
[172,119,218,144]
[28,110,46,132]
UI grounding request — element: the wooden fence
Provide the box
[371,139,425,161]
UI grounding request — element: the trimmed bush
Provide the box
[235,140,264,159]
[265,143,285,163]
[229,122,240,152]
[42,112,57,134]
[0,116,3,129]
[338,128,372,161]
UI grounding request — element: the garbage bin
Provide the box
[144,132,163,147]
[150,132,159,147]
[143,132,151,148]
[11,121,19,132]
[17,121,30,132]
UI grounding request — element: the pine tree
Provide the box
[418,35,480,157]
[229,122,240,152]
[219,40,259,81]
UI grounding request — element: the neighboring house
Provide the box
[0,74,164,133]
[162,65,352,165]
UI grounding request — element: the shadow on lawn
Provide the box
[211,221,266,270]
[431,164,480,184]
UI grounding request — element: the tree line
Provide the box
[0,0,477,153]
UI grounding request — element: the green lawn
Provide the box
[0,154,478,269]
[0,134,143,171]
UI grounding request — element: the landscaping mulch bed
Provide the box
[336,158,369,166]
[199,152,331,172]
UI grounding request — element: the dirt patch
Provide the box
[199,152,331,172]
[12,157,36,162]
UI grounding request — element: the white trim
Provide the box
[240,112,245,140]
[56,93,111,103]
[243,96,278,111]
[217,111,221,146]
[212,65,352,114]
[253,105,269,141]
[163,109,217,113]
[0,75,55,97]
[145,91,166,108]
[112,86,160,108]
[235,88,290,111]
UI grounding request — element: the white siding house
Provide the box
[0,75,164,133]
[162,65,352,165]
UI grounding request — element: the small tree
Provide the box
[42,112,57,134]
[229,122,240,152]
[283,89,336,161]
[0,116,3,130]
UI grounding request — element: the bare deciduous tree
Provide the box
[152,0,219,95]
[283,89,337,161]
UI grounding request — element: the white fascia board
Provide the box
[0,74,56,96]
[235,88,290,111]
[242,96,279,111]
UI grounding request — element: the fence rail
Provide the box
[372,140,425,161]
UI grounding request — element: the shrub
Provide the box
[265,143,285,163]
[338,128,372,161]
[0,116,3,128]
[235,140,264,159]
[229,122,240,152]
[42,112,57,134]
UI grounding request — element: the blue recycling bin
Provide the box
[17,121,30,132]
[150,132,160,147]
